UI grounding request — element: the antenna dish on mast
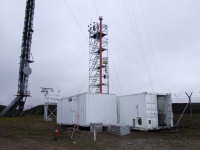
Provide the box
[23,66,32,76]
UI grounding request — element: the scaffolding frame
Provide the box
[41,88,60,121]
[88,17,109,93]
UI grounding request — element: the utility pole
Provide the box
[185,92,194,128]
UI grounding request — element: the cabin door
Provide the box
[157,96,167,126]
[72,98,78,124]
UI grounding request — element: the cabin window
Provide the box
[149,120,151,124]
[138,118,142,125]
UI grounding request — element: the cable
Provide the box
[62,69,88,97]
[127,0,154,91]
[91,0,99,17]
[123,0,154,92]
[44,40,88,87]
[109,42,152,86]
[63,0,88,40]
[76,76,88,94]
[109,77,121,95]
[138,0,161,90]
[110,38,147,73]
[45,0,90,86]
[108,51,123,95]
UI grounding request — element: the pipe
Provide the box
[99,16,103,93]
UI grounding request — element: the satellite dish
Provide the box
[23,66,32,75]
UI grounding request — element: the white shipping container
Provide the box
[57,93,117,126]
[117,93,173,130]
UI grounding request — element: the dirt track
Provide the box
[0,115,200,150]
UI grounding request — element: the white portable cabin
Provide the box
[57,93,117,126]
[117,93,173,130]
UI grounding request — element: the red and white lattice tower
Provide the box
[88,16,109,93]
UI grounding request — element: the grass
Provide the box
[0,114,199,150]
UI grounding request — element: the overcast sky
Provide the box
[0,0,200,106]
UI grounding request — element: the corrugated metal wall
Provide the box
[117,93,173,130]
[57,92,173,129]
[117,94,147,128]
[145,94,158,129]
[57,93,117,126]
[86,93,117,125]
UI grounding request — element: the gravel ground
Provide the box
[0,115,200,150]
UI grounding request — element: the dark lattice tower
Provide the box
[88,16,109,93]
[0,0,35,116]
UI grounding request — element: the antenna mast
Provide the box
[1,0,35,116]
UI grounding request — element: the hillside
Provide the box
[172,103,200,114]
[0,105,6,112]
